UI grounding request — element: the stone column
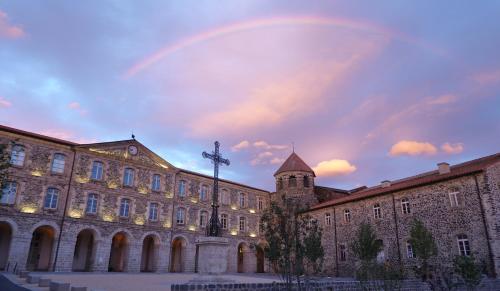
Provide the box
[157,242,170,272]
[54,236,77,272]
[127,242,142,272]
[93,239,110,272]
[8,234,31,272]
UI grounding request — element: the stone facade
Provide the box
[0,125,270,274]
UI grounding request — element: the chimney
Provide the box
[438,162,451,174]
[381,180,391,188]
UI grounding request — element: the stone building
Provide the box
[272,150,500,278]
[0,125,269,273]
[1,124,499,279]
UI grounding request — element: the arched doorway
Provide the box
[0,222,13,270]
[108,232,129,272]
[72,229,96,271]
[170,237,186,272]
[140,235,158,272]
[237,243,248,273]
[26,226,55,271]
[256,245,265,273]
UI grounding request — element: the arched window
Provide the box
[176,208,185,224]
[119,198,130,217]
[1,181,17,205]
[10,145,25,166]
[220,213,228,229]
[303,176,310,188]
[401,198,411,214]
[239,192,246,208]
[51,153,66,173]
[344,209,351,223]
[44,188,59,209]
[178,180,186,197]
[90,161,104,180]
[288,176,297,188]
[457,234,470,256]
[277,178,283,190]
[239,217,246,231]
[325,213,331,226]
[86,193,98,214]
[373,203,381,219]
[199,211,208,227]
[123,168,135,186]
[152,174,161,192]
[200,185,208,201]
[149,202,158,221]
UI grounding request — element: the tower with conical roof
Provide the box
[274,152,317,207]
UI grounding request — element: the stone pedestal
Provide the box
[195,236,229,274]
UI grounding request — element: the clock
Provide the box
[128,145,138,156]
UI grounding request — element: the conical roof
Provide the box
[274,152,315,177]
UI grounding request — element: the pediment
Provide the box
[77,139,175,170]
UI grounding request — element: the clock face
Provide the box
[128,145,138,156]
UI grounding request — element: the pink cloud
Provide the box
[231,140,250,152]
[250,151,274,166]
[313,159,357,176]
[473,70,500,85]
[253,140,288,150]
[0,10,25,39]
[68,101,88,116]
[441,142,464,154]
[0,96,12,108]
[389,140,438,156]
[426,94,457,105]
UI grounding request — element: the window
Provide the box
[239,216,246,231]
[200,185,208,201]
[10,145,25,166]
[222,189,229,205]
[119,198,130,217]
[373,203,381,219]
[325,213,332,226]
[86,193,98,214]
[339,244,347,261]
[220,214,228,229]
[406,242,415,258]
[51,153,65,173]
[303,176,310,188]
[239,193,245,208]
[344,209,351,223]
[288,176,297,188]
[178,180,186,197]
[449,191,459,207]
[149,203,158,221]
[277,178,283,190]
[176,208,185,224]
[152,174,161,192]
[123,168,134,186]
[44,188,59,209]
[91,161,104,180]
[401,198,411,214]
[258,197,263,211]
[457,235,470,256]
[1,182,17,205]
[199,211,208,227]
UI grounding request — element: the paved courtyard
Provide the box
[6,272,282,291]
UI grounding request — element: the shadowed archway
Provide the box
[26,226,55,271]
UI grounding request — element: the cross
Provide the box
[202,141,230,237]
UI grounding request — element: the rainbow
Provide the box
[124,15,443,78]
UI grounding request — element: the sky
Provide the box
[1,1,499,191]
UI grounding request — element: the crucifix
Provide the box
[202,141,230,237]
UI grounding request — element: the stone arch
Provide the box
[0,218,18,236]
[72,228,99,272]
[108,228,135,243]
[237,241,251,273]
[28,220,60,238]
[256,240,268,273]
[140,232,161,272]
[26,225,57,271]
[0,220,14,270]
[73,224,102,241]
[170,235,188,272]
[108,231,131,272]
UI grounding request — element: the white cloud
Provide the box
[253,140,289,150]
[389,140,438,156]
[270,157,285,164]
[441,142,464,154]
[231,140,250,152]
[250,151,274,166]
[313,159,357,177]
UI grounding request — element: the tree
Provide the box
[453,255,482,291]
[0,143,10,200]
[260,195,324,290]
[350,222,383,281]
[409,219,437,282]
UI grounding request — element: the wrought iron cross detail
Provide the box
[202,141,230,237]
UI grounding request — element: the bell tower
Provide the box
[274,152,317,207]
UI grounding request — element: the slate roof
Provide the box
[274,152,316,176]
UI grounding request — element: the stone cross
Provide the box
[202,141,230,236]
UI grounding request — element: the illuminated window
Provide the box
[344,209,351,223]
[239,216,246,231]
[373,203,381,219]
[1,182,17,205]
[152,174,161,192]
[44,188,59,209]
[91,161,103,180]
[176,208,185,224]
[457,235,470,256]
[86,193,98,214]
[325,213,331,226]
[220,213,228,229]
[123,168,134,186]
[51,153,65,173]
[401,198,411,214]
[200,185,208,201]
[10,145,25,166]
[149,203,158,221]
[119,198,130,217]
[178,180,186,197]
